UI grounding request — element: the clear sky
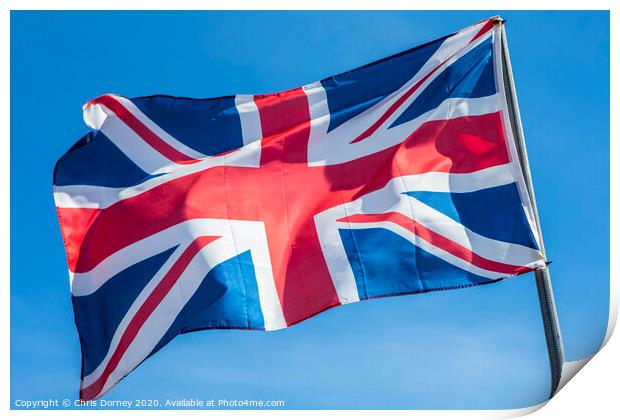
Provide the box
[10,10,609,409]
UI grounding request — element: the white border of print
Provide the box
[2,1,616,419]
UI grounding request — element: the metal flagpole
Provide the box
[498,20,565,398]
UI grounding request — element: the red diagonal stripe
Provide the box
[350,18,497,145]
[88,95,199,164]
[349,65,441,144]
[338,212,533,276]
[469,18,496,45]
[80,235,220,401]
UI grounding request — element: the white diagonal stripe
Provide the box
[113,95,206,160]
[307,30,495,166]
[83,102,174,174]
[80,218,285,395]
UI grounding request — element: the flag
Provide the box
[53,16,546,400]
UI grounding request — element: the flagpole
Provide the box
[498,21,565,398]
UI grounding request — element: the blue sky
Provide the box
[10,11,609,409]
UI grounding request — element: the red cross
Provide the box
[59,89,510,327]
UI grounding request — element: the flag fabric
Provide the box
[53,17,546,400]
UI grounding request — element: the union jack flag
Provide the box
[53,17,546,400]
